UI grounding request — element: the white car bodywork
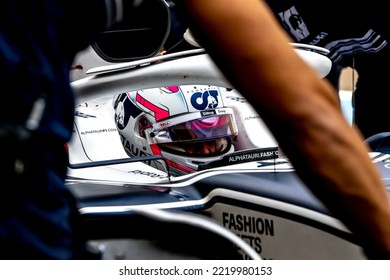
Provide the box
[67,45,378,260]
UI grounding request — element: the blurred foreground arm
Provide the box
[178,0,390,257]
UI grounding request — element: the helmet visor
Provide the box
[157,137,232,157]
[146,109,238,144]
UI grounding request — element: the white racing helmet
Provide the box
[113,85,238,176]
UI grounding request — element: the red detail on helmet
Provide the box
[136,93,169,121]
[164,86,180,93]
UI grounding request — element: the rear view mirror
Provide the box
[92,0,170,62]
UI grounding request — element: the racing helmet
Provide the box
[113,85,238,175]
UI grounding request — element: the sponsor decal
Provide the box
[227,149,278,163]
[120,136,149,157]
[198,147,279,170]
[210,203,362,260]
[222,211,275,258]
[75,111,96,118]
[80,128,117,135]
[223,212,274,235]
[158,121,171,128]
[225,95,246,103]
[244,115,261,121]
[200,110,216,117]
[127,170,166,179]
[215,108,228,114]
[190,89,219,110]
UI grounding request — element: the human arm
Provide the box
[176,0,390,257]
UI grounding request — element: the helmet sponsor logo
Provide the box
[201,110,216,117]
[190,89,219,110]
[158,121,170,127]
[216,108,227,114]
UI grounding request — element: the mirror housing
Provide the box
[92,0,170,62]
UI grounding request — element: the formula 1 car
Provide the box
[66,1,390,260]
